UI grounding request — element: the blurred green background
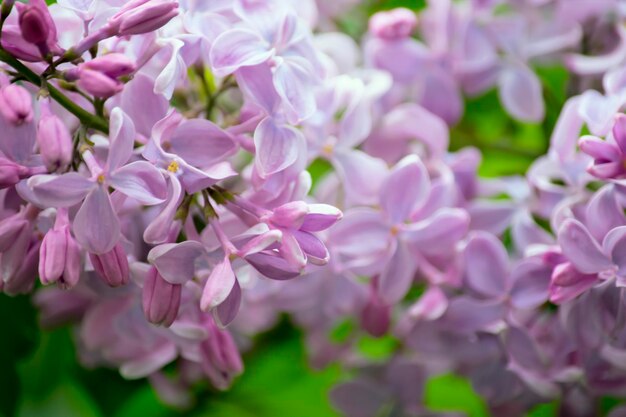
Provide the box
[1,1,608,417]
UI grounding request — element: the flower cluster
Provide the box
[2,0,626,415]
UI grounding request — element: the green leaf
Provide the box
[0,294,38,417]
[526,401,558,417]
[114,386,178,417]
[18,384,103,417]
[425,373,490,417]
[193,321,341,417]
[356,335,399,360]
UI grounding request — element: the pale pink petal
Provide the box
[201,256,236,311]
[27,173,94,207]
[73,186,120,254]
[498,64,544,122]
[253,117,304,177]
[147,241,206,284]
[109,161,167,205]
[106,107,136,171]
[380,155,430,223]
[209,28,273,76]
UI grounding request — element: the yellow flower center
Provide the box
[322,143,334,156]
[390,225,400,237]
[167,160,180,173]
[97,174,105,184]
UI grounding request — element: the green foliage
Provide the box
[425,373,490,417]
[194,321,341,417]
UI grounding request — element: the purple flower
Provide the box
[39,209,81,289]
[142,266,181,327]
[27,108,166,254]
[108,0,179,36]
[579,114,626,179]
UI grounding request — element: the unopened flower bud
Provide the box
[18,3,49,44]
[39,210,80,288]
[89,243,129,287]
[268,201,309,229]
[15,0,57,57]
[0,84,33,124]
[0,211,29,252]
[142,266,181,327]
[361,284,391,337]
[108,0,178,36]
[0,157,28,189]
[2,239,39,295]
[37,106,72,170]
[76,69,124,98]
[200,318,244,390]
[82,53,136,79]
[369,8,417,40]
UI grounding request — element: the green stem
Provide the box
[0,49,109,133]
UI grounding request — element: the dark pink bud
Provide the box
[82,54,136,79]
[39,210,80,288]
[108,0,178,36]
[361,283,391,337]
[89,243,129,287]
[142,266,181,327]
[18,5,49,44]
[0,84,33,124]
[37,106,72,170]
[16,0,56,56]
[369,8,417,40]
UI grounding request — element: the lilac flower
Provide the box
[39,208,81,289]
[27,108,167,254]
[143,111,237,194]
[332,155,469,303]
[210,11,322,123]
[579,114,626,179]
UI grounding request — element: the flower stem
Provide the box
[0,49,109,133]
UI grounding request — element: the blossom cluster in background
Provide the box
[3,0,626,416]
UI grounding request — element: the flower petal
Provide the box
[404,208,469,255]
[273,57,317,123]
[106,107,136,171]
[213,279,241,327]
[603,226,626,277]
[586,185,624,241]
[201,256,236,311]
[333,150,388,206]
[27,173,94,207]
[463,232,510,299]
[109,161,167,205]
[169,119,237,167]
[558,219,612,274]
[144,174,183,244]
[380,155,430,223]
[148,241,206,284]
[209,28,273,76]
[378,243,415,304]
[73,186,120,254]
[253,117,304,177]
[498,64,544,122]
